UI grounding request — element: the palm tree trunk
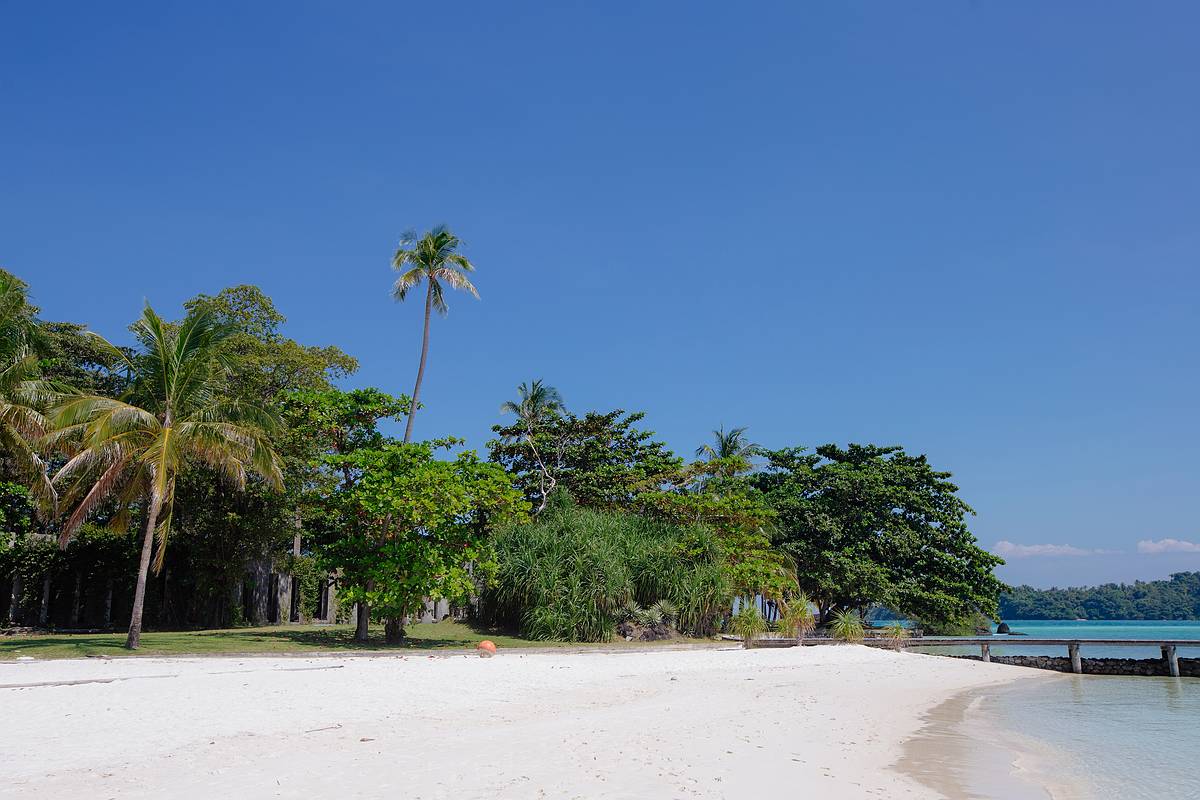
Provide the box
[402,281,434,444]
[396,281,434,639]
[126,491,163,649]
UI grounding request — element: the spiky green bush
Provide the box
[830,609,865,642]
[778,593,816,640]
[484,497,731,641]
[731,604,767,647]
[652,599,678,626]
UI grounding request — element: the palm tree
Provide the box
[0,270,56,510]
[695,425,759,477]
[500,379,564,513]
[392,226,479,443]
[500,379,564,429]
[48,305,283,649]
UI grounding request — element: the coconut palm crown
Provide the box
[392,225,479,442]
[696,425,759,477]
[500,379,565,431]
[500,379,565,513]
[48,304,283,648]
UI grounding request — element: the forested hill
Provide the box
[1000,572,1200,620]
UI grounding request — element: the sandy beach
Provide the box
[0,644,1052,799]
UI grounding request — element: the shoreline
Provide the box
[2,645,1042,799]
[898,675,1091,800]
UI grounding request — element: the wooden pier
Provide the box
[855,637,1198,677]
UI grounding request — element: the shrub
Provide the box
[778,594,816,640]
[830,609,865,642]
[884,621,910,650]
[731,604,767,647]
[484,500,731,642]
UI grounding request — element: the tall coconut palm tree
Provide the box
[696,425,759,477]
[0,270,56,510]
[391,226,479,443]
[48,305,283,649]
[500,379,565,513]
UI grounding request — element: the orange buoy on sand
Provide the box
[476,640,497,658]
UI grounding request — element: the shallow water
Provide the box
[974,674,1200,799]
[904,621,1200,798]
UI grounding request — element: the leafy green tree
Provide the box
[1000,573,1200,620]
[183,285,358,404]
[49,304,284,648]
[283,388,409,639]
[638,463,794,605]
[391,226,479,443]
[36,320,129,398]
[489,409,681,511]
[499,379,565,513]
[755,444,1005,627]
[163,287,360,627]
[320,440,526,643]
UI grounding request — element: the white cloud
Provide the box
[992,541,1115,558]
[1136,538,1200,555]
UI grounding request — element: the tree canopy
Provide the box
[755,444,1006,626]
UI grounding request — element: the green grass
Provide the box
[0,620,714,661]
[0,621,549,661]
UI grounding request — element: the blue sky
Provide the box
[3,2,1198,587]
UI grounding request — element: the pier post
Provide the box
[980,643,991,663]
[1068,643,1082,674]
[1165,645,1180,678]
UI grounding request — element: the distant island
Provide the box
[1000,571,1200,620]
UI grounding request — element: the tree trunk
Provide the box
[71,572,83,627]
[355,578,373,642]
[355,602,370,642]
[39,575,51,627]
[8,573,21,625]
[127,491,164,649]
[103,578,113,628]
[402,281,434,443]
[384,617,404,644]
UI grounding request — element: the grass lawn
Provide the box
[0,620,561,661]
[0,621,716,661]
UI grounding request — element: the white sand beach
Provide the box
[0,644,1045,799]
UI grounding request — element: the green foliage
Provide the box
[755,444,1006,628]
[883,621,911,649]
[920,612,992,636]
[489,409,682,512]
[652,599,678,626]
[778,594,816,640]
[695,425,759,478]
[183,285,358,404]
[830,609,865,642]
[731,604,767,647]
[319,441,527,628]
[485,500,730,641]
[1000,573,1200,620]
[638,466,795,604]
[0,270,57,508]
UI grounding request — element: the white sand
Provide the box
[0,645,1037,799]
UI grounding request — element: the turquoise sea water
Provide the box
[990,618,1200,659]
[952,621,1200,799]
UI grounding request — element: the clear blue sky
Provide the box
[3,2,1198,588]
